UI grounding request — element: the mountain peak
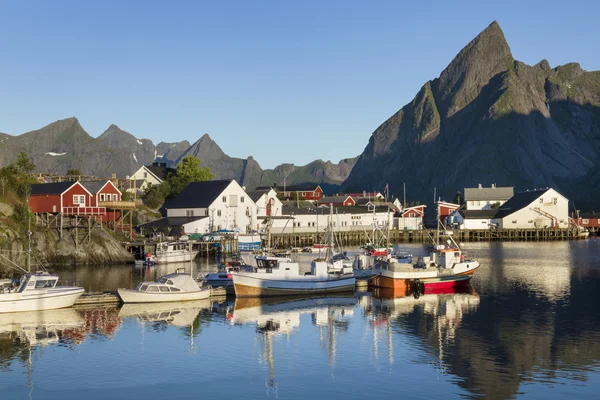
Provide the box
[436,21,513,117]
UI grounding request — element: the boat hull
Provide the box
[154,251,199,264]
[117,288,210,303]
[371,262,479,290]
[0,287,85,313]
[232,273,355,297]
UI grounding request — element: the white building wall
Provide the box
[207,181,258,233]
[463,218,492,229]
[128,167,162,191]
[269,210,394,234]
[467,200,508,211]
[496,189,569,229]
[255,190,283,217]
[182,219,210,234]
[168,208,207,217]
[396,217,422,230]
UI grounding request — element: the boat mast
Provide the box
[266,198,272,255]
[27,216,31,273]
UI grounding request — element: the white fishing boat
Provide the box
[117,272,211,303]
[0,225,84,314]
[237,233,262,252]
[153,241,199,263]
[231,205,355,297]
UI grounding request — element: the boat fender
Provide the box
[467,264,469,269]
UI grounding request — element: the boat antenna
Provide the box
[27,215,32,273]
[266,198,273,256]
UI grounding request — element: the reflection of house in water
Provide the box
[231,296,356,393]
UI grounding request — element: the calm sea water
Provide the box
[1,239,599,399]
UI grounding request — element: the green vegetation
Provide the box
[142,156,214,209]
[0,152,37,230]
[66,168,81,176]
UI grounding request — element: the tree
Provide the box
[16,152,35,174]
[66,168,81,176]
[453,191,463,205]
[167,156,214,198]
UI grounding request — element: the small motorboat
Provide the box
[117,272,211,303]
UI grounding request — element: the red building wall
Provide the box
[29,194,61,213]
[94,182,121,206]
[343,197,355,206]
[61,184,92,208]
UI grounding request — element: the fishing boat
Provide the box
[231,205,355,297]
[117,272,211,303]
[237,233,262,252]
[0,225,84,314]
[371,230,480,290]
[202,257,254,291]
[152,241,199,264]
[371,207,480,290]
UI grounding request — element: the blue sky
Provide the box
[0,0,598,168]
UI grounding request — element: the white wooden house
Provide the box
[492,188,569,229]
[127,162,176,193]
[141,179,258,235]
[464,184,514,210]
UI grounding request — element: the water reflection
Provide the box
[231,295,356,394]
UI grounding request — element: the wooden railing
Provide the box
[98,201,136,209]
[62,207,107,216]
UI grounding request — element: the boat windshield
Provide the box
[256,258,279,269]
[158,278,174,285]
[34,279,57,288]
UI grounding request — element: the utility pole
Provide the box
[403,182,406,209]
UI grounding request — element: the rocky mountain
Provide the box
[0,119,356,189]
[178,134,357,189]
[343,21,600,210]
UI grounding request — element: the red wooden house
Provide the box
[29,180,122,222]
[255,184,324,201]
[573,213,600,233]
[401,205,426,218]
[437,201,460,226]
[317,195,356,207]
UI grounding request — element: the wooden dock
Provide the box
[269,227,586,247]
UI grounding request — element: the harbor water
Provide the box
[0,239,599,399]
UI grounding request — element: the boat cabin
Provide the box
[430,246,462,269]
[254,256,300,276]
[135,273,200,293]
[18,273,59,292]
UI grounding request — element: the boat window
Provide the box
[170,287,181,292]
[454,252,460,258]
[166,280,174,285]
[147,286,159,292]
[139,284,149,292]
[35,280,56,288]
[159,286,169,292]
[158,277,168,284]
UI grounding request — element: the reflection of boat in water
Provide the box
[231,294,356,394]
[0,308,85,345]
[119,299,212,326]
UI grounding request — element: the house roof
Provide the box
[255,184,320,192]
[138,216,207,228]
[146,164,176,181]
[163,180,234,209]
[247,189,271,203]
[80,180,118,194]
[493,188,552,219]
[30,181,75,195]
[464,186,514,201]
[317,195,352,204]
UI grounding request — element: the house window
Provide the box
[246,208,250,216]
[241,196,245,203]
[553,198,558,205]
[73,195,85,205]
[144,172,147,178]
[100,194,105,201]
[301,192,305,196]
[222,196,227,202]
[583,219,589,224]
[539,198,543,203]
[113,194,118,201]
[217,210,222,217]
[186,210,194,217]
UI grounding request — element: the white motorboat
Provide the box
[231,206,355,297]
[153,242,199,264]
[117,272,211,303]
[0,227,84,313]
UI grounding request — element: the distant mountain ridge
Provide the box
[343,21,600,210]
[0,118,356,189]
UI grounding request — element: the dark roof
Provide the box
[30,181,77,195]
[247,189,270,203]
[138,216,206,228]
[458,209,499,219]
[164,180,234,209]
[464,186,514,201]
[317,196,352,204]
[146,164,176,181]
[80,181,110,194]
[494,188,551,219]
[255,184,320,192]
